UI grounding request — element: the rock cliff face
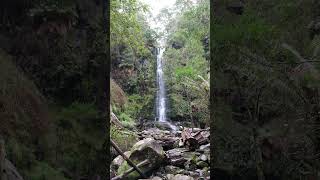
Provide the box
[0,51,52,169]
[111,79,128,109]
[0,0,105,103]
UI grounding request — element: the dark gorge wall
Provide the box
[0,0,108,179]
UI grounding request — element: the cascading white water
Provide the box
[156,48,166,122]
[156,47,177,131]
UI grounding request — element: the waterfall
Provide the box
[156,47,177,131]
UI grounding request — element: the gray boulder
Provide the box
[117,138,165,179]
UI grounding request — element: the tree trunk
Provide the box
[252,127,265,180]
[97,0,110,179]
[253,88,265,180]
[110,140,146,178]
[0,139,6,180]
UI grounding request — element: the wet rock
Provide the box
[164,165,182,174]
[199,154,208,162]
[139,128,180,151]
[152,177,162,180]
[139,176,163,180]
[155,122,175,131]
[156,137,180,151]
[167,174,194,180]
[184,160,197,171]
[196,161,209,168]
[187,171,199,177]
[165,148,190,167]
[200,143,210,150]
[178,139,184,147]
[166,174,175,179]
[195,169,203,176]
[113,126,210,179]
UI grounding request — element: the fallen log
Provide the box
[0,139,24,180]
[111,112,124,128]
[111,139,146,178]
[111,159,149,180]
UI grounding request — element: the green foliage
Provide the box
[111,0,150,56]
[55,102,105,177]
[213,12,278,56]
[27,162,69,180]
[160,0,209,126]
[169,93,190,117]
[58,102,98,121]
[175,66,197,80]
[113,93,155,123]
[6,138,37,173]
[110,0,159,129]
[0,50,59,178]
[110,126,137,153]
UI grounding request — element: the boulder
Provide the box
[199,154,208,162]
[117,138,165,179]
[166,174,194,180]
[139,176,163,180]
[165,148,189,167]
[151,177,162,180]
[196,161,209,169]
[155,122,177,131]
[199,144,210,152]
[164,165,184,175]
[111,151,131,171]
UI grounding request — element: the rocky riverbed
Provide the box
[110,127,210,180]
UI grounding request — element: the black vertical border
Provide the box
[210,0,214,179]
[102,0,110,179]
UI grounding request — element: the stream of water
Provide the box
[156,47,177,131]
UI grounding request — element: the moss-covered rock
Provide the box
[111,151,131,171]
[117,138,165,179]
[196,161,209,169]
